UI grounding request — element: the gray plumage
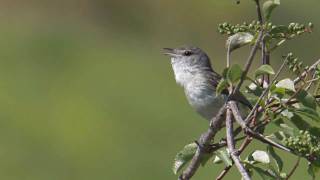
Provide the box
[163,46,250,120]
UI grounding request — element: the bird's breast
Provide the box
[184,83,226,120]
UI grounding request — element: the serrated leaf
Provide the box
[215,149,232,167]
[216,79,228,95]
[227,64,243,84]
[276,78,295,92]
[226,32,253,52]
[251,150,270,164]
[172,143,197,174]
[267,146,283,172]
[255,65,275,78]
[263,0,280,21]
[296,90,317,109]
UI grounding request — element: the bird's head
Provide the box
[163,46,213,86]
[163,46,212,69]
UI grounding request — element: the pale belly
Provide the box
[185,88,226,120]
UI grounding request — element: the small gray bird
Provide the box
[163,46,251,120]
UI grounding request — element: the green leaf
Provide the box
[267,146,283,172]
[281,109,294,119]
[293,107,320,122]
[251,150,270,164]
[226,32,254,52]
[252,166,277,180]
[246,82,263,97]
[272,131,288,141]
[221,67,229,78]
[255,65,275,78]
[213,155,222,164]
[271,87,286,98]
[290,114,311,131]
[308,163,320,180]
[309,127,320,137]
[296,90,317,109]
[263,0,280,21]
[227,64,243,84]
[279,123,297,136]
[200,153,213,167]
[276,78,295,92]
[214,149,232,167]
[216,79,228,95]
[270,25,289,35]
[172,143,197,174]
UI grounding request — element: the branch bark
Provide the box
[226,107,251,180]
[179,105,227,180]
[229,101,292,152]
[294,59,320,84]
[244,58,287,123]
[233,30,264,95]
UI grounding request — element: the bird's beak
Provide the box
[163,48,176,57]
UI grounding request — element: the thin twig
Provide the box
[294,59,320,84]
[226,107,251,180]
[269,39,286,52]
[229,101,291,152]
[179,105,227,180]
[217,60,289,179]
[210,136,246,152]
[305,72,318,91]
[244,58,287,123]
[286,157,300,180]
[216,165,232,180]
[216,136,252,180]
[233,31,264,94]
[254,0,263,24]
[306,77,320,84]
[227,40,232,68]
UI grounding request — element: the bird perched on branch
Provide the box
[163,46,251,120]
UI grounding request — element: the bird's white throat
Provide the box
[171,58,195,87]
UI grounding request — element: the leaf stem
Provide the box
[286,157,300,179]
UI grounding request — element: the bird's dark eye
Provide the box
[183,50,192,56]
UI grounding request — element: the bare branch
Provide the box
[254,0,263,24]
[294,59,320,84]
[233,31,264,94]
[244,58,287,123]
[216,165,232,180]
[226,107,251,180]
[229,101,292,152]
[305,71,318,91]
[179,105,227,180]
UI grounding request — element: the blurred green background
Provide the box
[0,0,318,179]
